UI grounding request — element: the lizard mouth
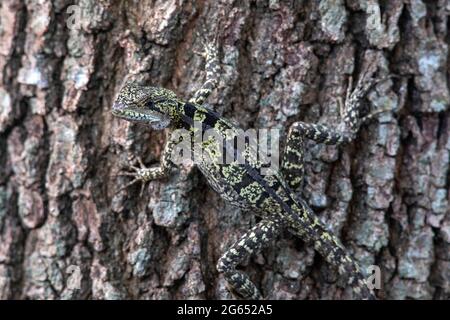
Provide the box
[112,102,170,128]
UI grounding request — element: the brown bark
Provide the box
[0,0,449,300]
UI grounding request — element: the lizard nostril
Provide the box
[112,102,126,115]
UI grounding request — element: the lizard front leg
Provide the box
[189,42,220,106]
[217,219,282,300]
[115,133,179,194]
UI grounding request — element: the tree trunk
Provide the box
[0,0,448,300]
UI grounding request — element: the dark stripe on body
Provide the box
[180,102,307,224]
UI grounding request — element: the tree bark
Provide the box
[0,0,449,300]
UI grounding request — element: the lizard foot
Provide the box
[114,156,152,196]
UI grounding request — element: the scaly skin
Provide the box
[112,42,389,300]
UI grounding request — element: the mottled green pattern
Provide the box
[111,43,391,300]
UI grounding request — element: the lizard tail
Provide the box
[311,228,375,300]
[287,203,375,300]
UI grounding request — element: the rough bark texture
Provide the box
[0,0,449,300]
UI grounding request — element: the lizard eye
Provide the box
[146,101,155,109]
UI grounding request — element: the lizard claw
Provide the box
[114,178,142,195]
[113,156,150,196]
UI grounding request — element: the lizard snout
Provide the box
[112,102,125,112]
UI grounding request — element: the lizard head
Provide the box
[112,82,180,130]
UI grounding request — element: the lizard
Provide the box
[111,41,389,300]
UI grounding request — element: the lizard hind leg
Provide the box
[217,219,282,300]
[284,73,380,148]
[284,69,395,152]
[287,121,353,146]
[341,72,396,137]
[281,110,353,191]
